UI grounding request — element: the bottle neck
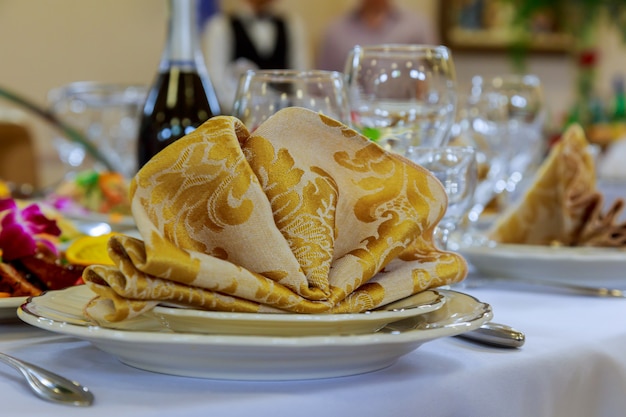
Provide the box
[160,0,203,72]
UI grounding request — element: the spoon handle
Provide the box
[0,352,94,406]
[456,322,526,348]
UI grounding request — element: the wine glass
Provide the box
[448,92,510,226]
[471,74,545,202]
[48,82,147,178]
[344,44,457,155]
[231,69,350,131]
[407,146,478,250]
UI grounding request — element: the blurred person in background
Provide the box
[201,0,311,113]
[317,0,437,72]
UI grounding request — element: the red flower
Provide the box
[578,50,598,67]
[0,198,61,260]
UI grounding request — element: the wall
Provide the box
[1,0,625,185]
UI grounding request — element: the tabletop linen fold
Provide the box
[489,123,626,247]
[83,107,466,324]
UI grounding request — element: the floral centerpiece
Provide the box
[0,198,61,261]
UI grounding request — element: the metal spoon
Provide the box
[455,322,525,348]
[0,352,94,406]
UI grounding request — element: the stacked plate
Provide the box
[17,285,492,380]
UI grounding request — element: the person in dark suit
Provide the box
[201,0,310,113]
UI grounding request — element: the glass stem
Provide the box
[434,225,451,251]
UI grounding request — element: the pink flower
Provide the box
[0,198,61,261]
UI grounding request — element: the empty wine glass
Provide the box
[344,44,457,155]
[232,69,350,131]
[448,92,510,225]
[407,146,478,250]
[471,74,545,202]
[48,82,147,179]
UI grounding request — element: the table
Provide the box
[2,282,626,417]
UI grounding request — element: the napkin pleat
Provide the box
[241,134,337,295]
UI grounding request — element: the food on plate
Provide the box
[0,260,45,297]
[489,124,626,247]
[0,244,85,297]
[47,170,131,216]
[0,198,98,297]
[82,107,467,325]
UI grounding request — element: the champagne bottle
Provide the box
[137,0,220,170]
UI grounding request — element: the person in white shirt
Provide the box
[201,0,310,114]
[317,0,437,72]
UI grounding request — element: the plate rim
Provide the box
[0,296,27,308]
[17,286,492,347]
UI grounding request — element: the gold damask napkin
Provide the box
[489,123,626,247]
[82,107,467,324]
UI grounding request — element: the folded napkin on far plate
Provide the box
[82,107,467,324]
[489,124,626,247]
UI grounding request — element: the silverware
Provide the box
[467,277,626,298]
[455,322,525,348]
[0,352,94,406]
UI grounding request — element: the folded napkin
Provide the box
[489,124,626,247]
[83,107,467,324]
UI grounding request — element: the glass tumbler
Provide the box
[48,82,147,178]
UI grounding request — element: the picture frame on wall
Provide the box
[440,0,572,53]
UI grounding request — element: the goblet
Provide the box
[344,44,457,155]
[448,91,510,226]
[471,74,545,201]
[231,69,350,131]
[407,146,478,250]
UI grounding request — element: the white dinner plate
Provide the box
[63,211,135,230]
[0,296,26,322]
[18,286,492,380]
[152,290,445,337]
[460,243,626,288]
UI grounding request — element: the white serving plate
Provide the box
[63,211,135,230]
[460,243,626,288]
[18,286,491,380]
[152,290,445,337]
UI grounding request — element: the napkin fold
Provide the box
[489,124,626,247]
[83,108,467,324]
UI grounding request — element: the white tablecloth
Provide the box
[2,283,626,417]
